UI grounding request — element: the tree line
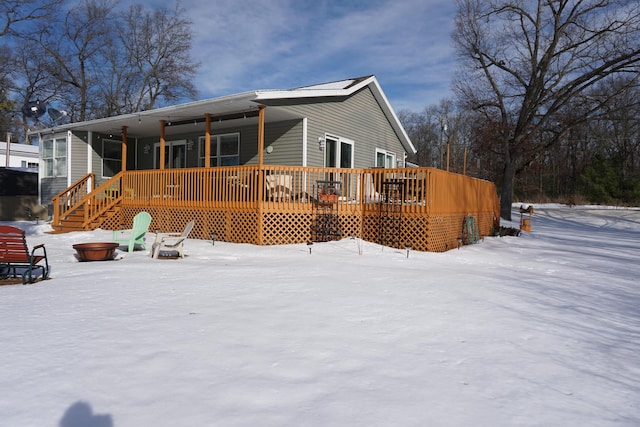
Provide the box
[403,0,640,218]
[400,79,640,208]
[0,0,198,143]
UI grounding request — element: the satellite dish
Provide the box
[21,100,47,119]
[48,107,68,124]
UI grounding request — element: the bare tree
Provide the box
[0,0,63,37]
[398,109,439,167]
[115,3,198,112]
[34,0,118,122]
[0,44,19,138]
[453,0,640,219]
[13,39,67,141]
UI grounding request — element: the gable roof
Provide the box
[29,76,415,154]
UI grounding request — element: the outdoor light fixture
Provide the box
[211,232,217,246]
[318,136,325,151]
[405,244,412,258]
[307,241,313,254]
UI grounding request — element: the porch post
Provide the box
[463,147,467,175]
[257,105,266,245]
[446,143,450,172]
[257,105,265,166]
[159,120,166,170]
[205,113,211,168]
[121,126,128,172]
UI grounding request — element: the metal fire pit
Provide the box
[73,242,119,262]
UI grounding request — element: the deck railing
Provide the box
[53,165,499,251]
[118,165,443,213]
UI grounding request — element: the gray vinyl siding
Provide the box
[91,134,107,184]
[268,87,405,168]
[205,119,303,166]
[70,131,89,181]
[131,120,304,168]
[264,120,303,166]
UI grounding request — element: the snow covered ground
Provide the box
[1,204,639,427]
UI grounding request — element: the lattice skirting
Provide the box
[110,206,497,252]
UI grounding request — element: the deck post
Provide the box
[257,105,266,245]
[463,147,467,175]
[205,114,211,168]
[159,120,166,170]
[121,126,127,172]
[446,143,450,172]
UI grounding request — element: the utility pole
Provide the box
[5,132,11,167]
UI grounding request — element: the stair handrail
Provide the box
[82,173,124,228]
[51,173,95,226]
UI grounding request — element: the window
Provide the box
[154,140,187,169]
[198,133,240,166]
[42,136,67,177]
[324,135,354,168]
[375,148,396,168]
[102,139,122,178]
[21,161,38,169]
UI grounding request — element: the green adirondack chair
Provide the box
[112,211,152,252]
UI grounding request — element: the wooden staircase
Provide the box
[50,172,124,233]
[50,204,121,233]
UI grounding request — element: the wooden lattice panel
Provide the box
[99,210,124,231]
[401,214,430,252]
[361,213,381,246]
[227,211,259,244]
[206,210,231,242]
[95,206,498,253]
[262,212,313,245]
[336,213,362,240]
[425,214,464,252]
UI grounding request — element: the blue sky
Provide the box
[178,0,458,113]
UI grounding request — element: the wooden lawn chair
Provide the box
[112,211,152,252]
[363,173,382,203]
[0,225,50,284]
[265,174,293,201]
[151,220,195,259]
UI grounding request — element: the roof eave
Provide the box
[256,76,416,155]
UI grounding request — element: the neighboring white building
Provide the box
[0,141,39,169]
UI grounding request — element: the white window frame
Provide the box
[21,160,38,169]
[198,132,240,167]
[375,148,396,168]
[324,134,354,168]
[41,136,67,178]
[102,138,122,178]
[154,140,187,169]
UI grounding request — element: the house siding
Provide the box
[70,131,88,183]
[129,120,304,169]
[264,120,303,166]
[266,87,405,168]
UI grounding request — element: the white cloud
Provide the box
[179,0,457,112]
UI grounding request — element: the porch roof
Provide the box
[30,92,301,139]
[28,75,415,154]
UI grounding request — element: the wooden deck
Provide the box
[51,166,500,252]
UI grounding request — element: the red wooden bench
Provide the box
[0,225,50,284]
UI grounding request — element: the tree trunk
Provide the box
[500,160,516,221]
